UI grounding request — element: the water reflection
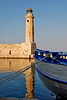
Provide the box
[25,66,35,98]
[0,59,35,99]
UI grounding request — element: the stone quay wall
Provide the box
[0,42,36,59]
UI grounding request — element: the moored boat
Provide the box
[33,49,67,98]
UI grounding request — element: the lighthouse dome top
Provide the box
[27,8,33,13]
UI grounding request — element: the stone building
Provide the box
[0,8,36,59]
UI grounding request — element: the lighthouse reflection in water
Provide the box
[0,59,56,100]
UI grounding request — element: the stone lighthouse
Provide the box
[25,8,36,58]
[25,8,34,43]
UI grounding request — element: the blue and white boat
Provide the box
[33,49,67,98]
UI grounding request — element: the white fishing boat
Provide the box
[33,49,67,98]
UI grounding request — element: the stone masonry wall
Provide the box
[0,42,36,59]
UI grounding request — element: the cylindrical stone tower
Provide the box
[25,8,34,43]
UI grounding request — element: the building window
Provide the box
[9,50,11,55]
[27,20,29,22]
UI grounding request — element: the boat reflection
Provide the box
[0,59,35,99]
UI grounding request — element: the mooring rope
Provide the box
[0,66,36,91]
[0,64,31,80]
[0,64,32,85]
[0,56,46,85]
[54,59,67,66]
[1,55,66,86]
[0,54,66,86]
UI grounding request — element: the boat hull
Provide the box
[35,59,67,98]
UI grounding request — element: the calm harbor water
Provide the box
[0,59,58,100]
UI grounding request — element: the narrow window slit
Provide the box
[9,50,11,55]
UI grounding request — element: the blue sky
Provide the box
[0,0,67,51]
